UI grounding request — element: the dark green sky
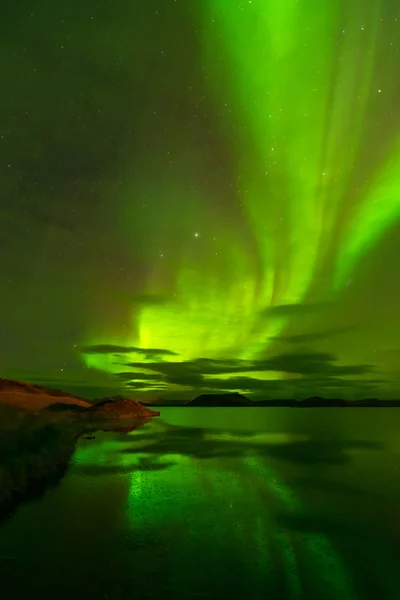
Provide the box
[1,0,400,402]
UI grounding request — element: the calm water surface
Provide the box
[1,408,400,599]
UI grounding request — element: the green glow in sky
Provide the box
[79,1,400,399]
[2,1,400,400]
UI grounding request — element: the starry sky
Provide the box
[2,0,400,402]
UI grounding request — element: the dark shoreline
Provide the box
[0,427,79,524]
[0,416,153,524]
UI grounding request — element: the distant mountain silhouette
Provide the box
[257,397,400,407]
[188,393,253,407]
[145,395,400,407]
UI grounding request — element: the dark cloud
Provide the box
[278,325,357,344]
[203,376,280,392]
[122,351,373,378]
[201,375,384,395]
[122,358,247,377]
[259,302,333,319]
[264,351,373,376]
[79,345,178,357]
[115,364,205,387]
[165,372,205,386]
[117,350,376,397]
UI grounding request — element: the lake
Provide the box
[1,408,400,599]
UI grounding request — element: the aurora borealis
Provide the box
[2,0,400,401]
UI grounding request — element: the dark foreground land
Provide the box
[0,377,161,519]
[0,403,155,521]
[0,405,79,519]
[1,407,400,599]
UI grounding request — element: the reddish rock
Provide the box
[84,397,160,419]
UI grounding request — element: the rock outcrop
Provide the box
[84,397,160,418]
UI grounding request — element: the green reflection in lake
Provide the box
[1,408,400,599]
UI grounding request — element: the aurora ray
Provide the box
[78,0,400,399]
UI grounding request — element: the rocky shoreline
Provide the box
[0,414,158,523]
[0,378,162,522]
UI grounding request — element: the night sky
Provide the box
[2,0,400,402]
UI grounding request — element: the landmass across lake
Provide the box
[143,392,400,407]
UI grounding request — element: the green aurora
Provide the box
[2,0,400,400]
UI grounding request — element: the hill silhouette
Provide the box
[0,378,91,410]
